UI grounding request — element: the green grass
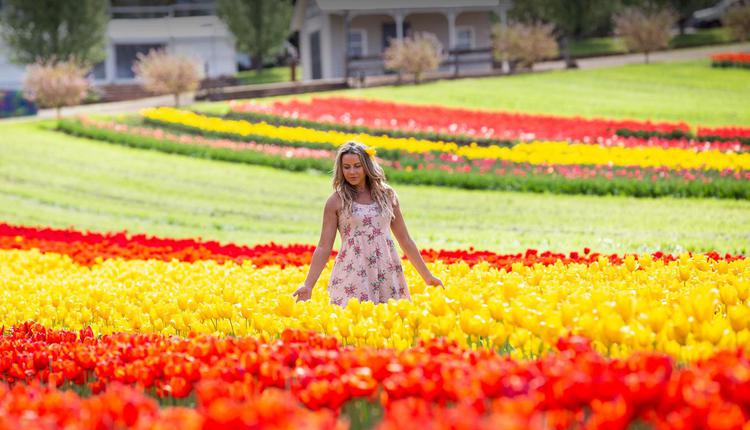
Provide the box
[570,37,628,58]
[1,122,748,254]
[197,60,750,127]
[670,28,736,49]
[236,66,299,86]
[568,28,736,57]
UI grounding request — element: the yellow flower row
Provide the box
[3,249,749,362]
[141,107,750,171]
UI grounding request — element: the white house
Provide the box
[291,0,514,81]
[0,0,237,90]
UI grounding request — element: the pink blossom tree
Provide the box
[492,21,559,72]
[133,49,202,107]
[383,32,443,84]
[614,7,677,64]
[22,59,90,120]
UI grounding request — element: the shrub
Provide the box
[723,5,750,42]
[491,21,559,71]
[614,7,677,64]
[132,49,202,107]
[383,32,442,84]
[22,59,90,120]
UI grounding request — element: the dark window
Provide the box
[310,31,321,79]
[115,44,164,79]
[92,61,106,80]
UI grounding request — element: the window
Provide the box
[347,29,366,58]
[115,44,164,79]
[91,61,106,80]
[455,26,474,50]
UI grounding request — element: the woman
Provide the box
[293,141,443,306]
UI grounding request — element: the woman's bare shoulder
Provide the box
[325,192,342,211]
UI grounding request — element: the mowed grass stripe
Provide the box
[1,122,749,254]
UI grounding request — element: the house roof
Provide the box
[318,0,507,9]
[291,0,512,32]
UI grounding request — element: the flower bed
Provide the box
[711,52,750,69]
[58,117,750,199]
[230,97,750,148]
[1,323,750,429]
[140,108,750,172]
[1,222,749,428]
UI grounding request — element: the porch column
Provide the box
[344,10,351,80]
[446,9,457,50]
[395,11,404,41]
[495,1,513,73]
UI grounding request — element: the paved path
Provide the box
[5,41,748,121]
[535,42,750,71]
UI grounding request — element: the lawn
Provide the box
[568,28,737,58]
[1,121,748,255]
[197,60,750,127]
[236,66,299,85]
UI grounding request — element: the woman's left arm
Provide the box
[390,201,443,287]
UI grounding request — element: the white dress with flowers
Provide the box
[327,202,410,307]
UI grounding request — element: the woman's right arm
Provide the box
[293,194,339,301]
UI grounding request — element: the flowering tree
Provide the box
[22,59,90,120]
[724,4,750,42]
[614,7,677,64]
[383,32,443,84]
[492,21,559,72]
[133,50,202,107]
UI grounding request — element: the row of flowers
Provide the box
[1,244,748,359]
[229,97,750,147]
[0,378,341,429]
[1,221,741,269]
[3,322,750,429]
[140,108,750,172]
[59,118,750,199]
[711,52,750,69]
[68,118,750,195]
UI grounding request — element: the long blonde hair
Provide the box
[333,141,397,220]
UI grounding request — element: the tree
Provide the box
[216,0,293,73]
[724,4,750,42]
[383,32,443,84]
[132,50,202,108]
[510,0,619,68]
[614,7,677,63]
[0,0,107,66]
[23,60,90,120]
[492,22,559,72]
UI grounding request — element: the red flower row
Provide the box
[711,53,750,65]
[1,222,742,269]
[231,97,750,149]
[0,222,316,267]
[0,382,341,430]
[3,322,750,430]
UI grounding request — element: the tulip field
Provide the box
[2,220,750,429]
[3,60,750,428]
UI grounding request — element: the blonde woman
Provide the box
[293,141,443,306]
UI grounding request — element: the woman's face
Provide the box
[341,153,365,187]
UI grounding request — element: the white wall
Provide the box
[457,11,492,48]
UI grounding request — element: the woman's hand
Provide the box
[292,284,314,302]
[424,275,444,288]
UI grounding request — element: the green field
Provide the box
[1,122,748,254]
[199,61,750,127]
